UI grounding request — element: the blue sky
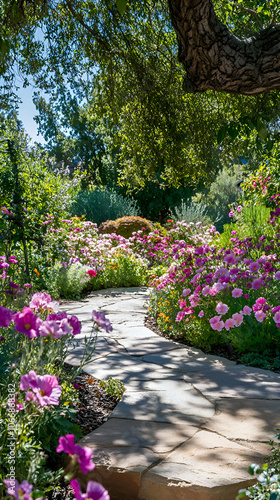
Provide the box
[17,83,46,145]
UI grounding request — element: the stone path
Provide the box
[62,287,280,500]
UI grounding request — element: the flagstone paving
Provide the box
[62,287,280,500]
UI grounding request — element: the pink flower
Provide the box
[0,306,15,327]
[56,434,95,475]
[70,479,110,500]
[224,318,235,330]
[242,306,252,316]
[20,370,62,406]
[176,311,186,321]
[4,479,41,500]
[202,285,211,296]
[182,288,191,296]
[232,313,243,326]
[209,315,224,331]
[236,205,242,212]
[273,311,280,324]
[39,320,60,337]
[232,288,243,298]
[198,310,204,318]
[251,278,263,290]
[255,297,267,306]
[255,310,266,322]
[215,302,229,315]
[29,292,59,313]
[14,307,41,338]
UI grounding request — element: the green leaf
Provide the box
[116,0,127,13]
[217,126,227,144]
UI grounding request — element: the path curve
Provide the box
[62,287,280,500]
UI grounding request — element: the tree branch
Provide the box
[168,0,280,95]
[231,3,263,30]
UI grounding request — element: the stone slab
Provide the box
[79,418,197,453]
[82,353,184,382]
[143,348,236,373]
[117,338,183,356]
[110,386,214,424]
[183,365,280,399]
[202,398,280,442]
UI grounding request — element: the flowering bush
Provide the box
[0,291,112,497]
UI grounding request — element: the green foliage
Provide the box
[170,200,213,226]
[71,188,139,226]
[99,377,126,400]
[202,166,241,232]
[55,263,90,299]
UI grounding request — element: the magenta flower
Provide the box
[232,313,243,326]
[56,434,95,474]
[251,278,263,290]
[92,311,112,333]
[70,479,110,500]
[232,288,243,298]
[242,306,252,316]
[68,315,82,335]
[255,310,267,322]
[176,311,186,321]
[255,297,267,306]
[4,479,41,500]
[244,294,250,299]
[215,302,229,315]
[20,371,62,406]
[236,205,242,212]
[224,318,235,331]
[198,310,204,318]
[0,306,15,327]
[14,307,41,338]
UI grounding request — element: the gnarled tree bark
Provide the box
[167,0,280,95]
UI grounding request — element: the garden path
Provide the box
[62,287,280,500]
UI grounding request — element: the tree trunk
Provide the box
[168,0,280,95]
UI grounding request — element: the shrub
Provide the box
[98,215,154,238]
[71,187,140,226]
[170,200,213,226]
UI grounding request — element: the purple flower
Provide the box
[9,281,19,289]
[20,370,62,406]
[14,307,41,338]
[70,479,110,500]
[182,288,191,296]
[232,288,243,298]
[0,335,6,341]
[0,306,15,327]
[251,278,263,290]
[198,310,204,318]
[249,262,260,273]
[4,479,40,500]
[275,271,280,280]
[92,311,112,333]
[56,434,95,474]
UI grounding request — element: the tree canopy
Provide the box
[1,0,280,190]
